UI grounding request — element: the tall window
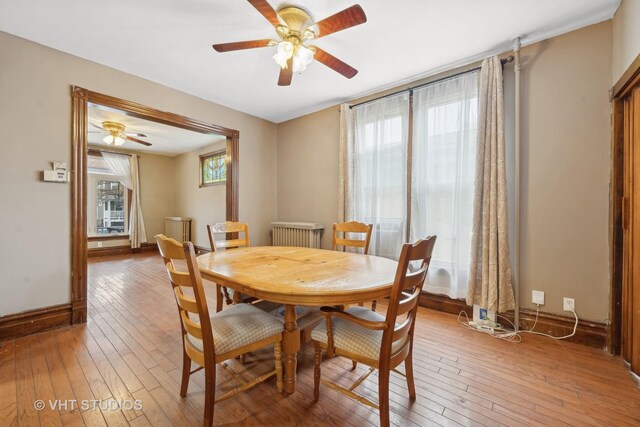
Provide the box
[200,150,226,186]
[87,153,128,236]
[353,93,409,259]
[351,71,479,298]
[411,72,478,298]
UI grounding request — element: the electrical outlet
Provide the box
[532,290,545,305]
[563,297,575,312]
[97,241,103,248]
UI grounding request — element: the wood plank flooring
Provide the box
[1,252,639,426]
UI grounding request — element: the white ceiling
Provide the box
[0,0,620,123]
[88,106,226,156]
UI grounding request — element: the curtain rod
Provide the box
[87,147,132,157]
[349,56,514,110]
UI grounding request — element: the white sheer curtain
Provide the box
[352,93,410,260]
[410,71,479,299]
[102,152,147,248]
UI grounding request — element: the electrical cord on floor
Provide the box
[457,310,522,342]
[458,305,579,343]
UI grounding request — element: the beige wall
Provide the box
[277,107,341,249]
[139,152,177,240]
[0,31,277,315]
[276,21,613,321]
[174,141,227,249]
[612,0,640,83]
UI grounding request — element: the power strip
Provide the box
[468,319,496,333]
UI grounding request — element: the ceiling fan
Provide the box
[89,121,152,147]
[212,0,367,86]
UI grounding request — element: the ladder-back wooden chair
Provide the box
[332,221,373,254]
[206,221,253,311]
[311,236,436,427]
[332,221,376,310]
[156,234,283,427]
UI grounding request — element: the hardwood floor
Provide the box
[1,252,639,426]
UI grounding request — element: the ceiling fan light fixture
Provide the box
[273,41,294,68]
[292,44,315,73]
[102,134,126,146]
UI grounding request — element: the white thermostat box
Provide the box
[42,161,69,183]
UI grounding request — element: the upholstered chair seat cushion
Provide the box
[188,303,283,355]
[311,306,407,360]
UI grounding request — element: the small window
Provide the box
[200,150,226,187]
[87,152,129,237]
[87,174,129,236]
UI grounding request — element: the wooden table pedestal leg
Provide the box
[283,304,301,394]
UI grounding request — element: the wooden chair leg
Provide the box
[405,350,416,401]
[275,342,283,393]
[378,368,390,427]
[215,285,223,312]
[314,345,322,402]
[203,364,216,427]
[351,360,357,370]
[180,349,191,397]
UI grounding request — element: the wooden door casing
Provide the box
[622,86,640,374]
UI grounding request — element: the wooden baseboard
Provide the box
[500,309,608,350]
[419,292,472,317]
[88,242,158,258]
[418,292,608,349]
[0,303,72,341]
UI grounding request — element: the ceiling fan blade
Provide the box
[125,132,147,138]
[125,136,152,147]
[313,4,367,39]
[213,39,273,52]
[277,57,293,86]
[313,47,358,79]
[89,122,106,131]
[247,0,281,27]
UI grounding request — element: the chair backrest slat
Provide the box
[207,222,250,252]
[332,221,373,254]
[381,236,437,357]
[334,238,366,248]
[166,266,194,288]
[181,311,204,339]
[392,314,414,341]
[403,271,426,290]
[156,234,216,367]
[215,238,248,249]
[174,287,199,313]
[395,287,421,317]
[184,337,206,366]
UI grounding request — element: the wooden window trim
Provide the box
[199,149,227,187]
[87,234,129,242]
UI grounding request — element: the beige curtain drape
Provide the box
[466,56,515,313]
[102,152,147,249]
[129,155,147,248]
[338,103,354,223]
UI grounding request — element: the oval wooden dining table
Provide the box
[196,246,398,394]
